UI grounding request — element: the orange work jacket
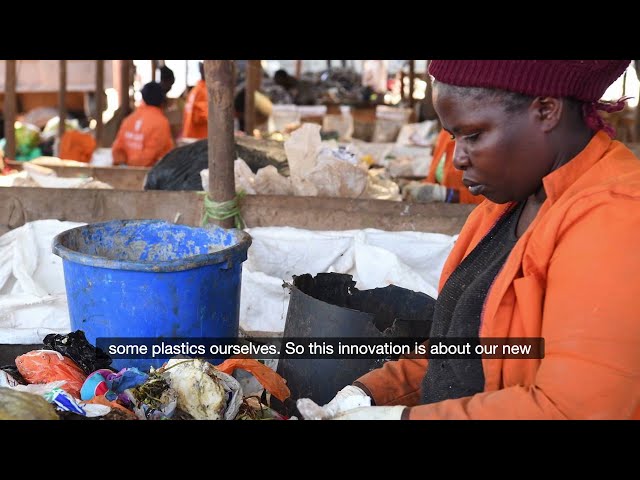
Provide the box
[181,80,208,139]
[59,130,97,163]
[425,129,484,205]
[111,104,174,168]
[358,130,640,419]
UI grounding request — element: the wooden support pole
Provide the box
[95,60,104,147]
[119,60,130,116]
[408,60,415,110]
[3,60,16,160]
[205,60,236,228]
[295,60,302,79]
[244,60,261,135]
[58,60,67,141]
[151,60,158,82]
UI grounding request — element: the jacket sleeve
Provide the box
[356,356,429,407]
[404,198,640,419]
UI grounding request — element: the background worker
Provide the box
[112,81,174,167]
[181,62,208,139]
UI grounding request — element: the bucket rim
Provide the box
[51,219,252,272]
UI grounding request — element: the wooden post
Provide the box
[95,60,104,147]
[58,60,67,141]
[3,60,16,160]
[205,60,236,228]
[120,60,130,116]
[399,71,405,102]
[244,60,261,135]
[295,60,302,79]
[151,60,158,82]
[408,60,415,110]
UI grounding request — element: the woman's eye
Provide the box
[464,133,480,142]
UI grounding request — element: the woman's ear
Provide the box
[532,96,562,132]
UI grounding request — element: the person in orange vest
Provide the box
[181,62,208,139]
[296,60,640,420]
[112,82,174,167]
[402,128,484,204]
[58,130,97,163]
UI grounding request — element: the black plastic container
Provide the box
[275,273,435,416]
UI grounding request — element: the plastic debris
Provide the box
[43,330,112,375]
[162,358,242,420]
[15,350,87,399]
[81,368,148,402]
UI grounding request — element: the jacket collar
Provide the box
[542,130,611,203]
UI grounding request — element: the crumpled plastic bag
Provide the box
[254,165,292,195]
[43,330,112,375]
[234,159,257,194]
[215,357,290,401]
[308,151,368,198]
[162,358,242,420]
[15,350,87,399]
[362,168,401,201]
[284,123,322,196]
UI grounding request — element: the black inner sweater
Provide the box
[421,202,523,404]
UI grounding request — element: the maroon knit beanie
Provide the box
[428,60,630,102]
[429,60,631,137]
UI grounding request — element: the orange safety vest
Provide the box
[359,131,640,419]
[181,80,208,139]
[111,104,174,168]
[59,130,97,163]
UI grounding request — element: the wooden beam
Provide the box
[204,60,236,228]
[95,60,104,147]
[244,60,261,135]
[295,60,302,79]
[3,60,16,160]
[119,60,130,116]
[0,188,475,237]
[58,60,67,141]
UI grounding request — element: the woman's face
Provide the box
[433,84,552,204]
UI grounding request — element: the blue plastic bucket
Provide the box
[52,219,252,372]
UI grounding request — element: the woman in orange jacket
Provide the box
[297,60,640,420]
[112,82,174,168]
[181,62,208,139]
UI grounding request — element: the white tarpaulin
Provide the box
[0,220,84,343]
[0,223,456,343]
[240,227,456,333]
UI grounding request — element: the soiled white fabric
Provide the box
[240,227,456,333]
[0,220,85,343]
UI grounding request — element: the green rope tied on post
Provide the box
[200,190,246,229]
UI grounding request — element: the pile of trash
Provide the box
[201,123,402,201]
[0,330,291,420]
[0,162,113,189]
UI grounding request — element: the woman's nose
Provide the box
[452,145,470,171]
